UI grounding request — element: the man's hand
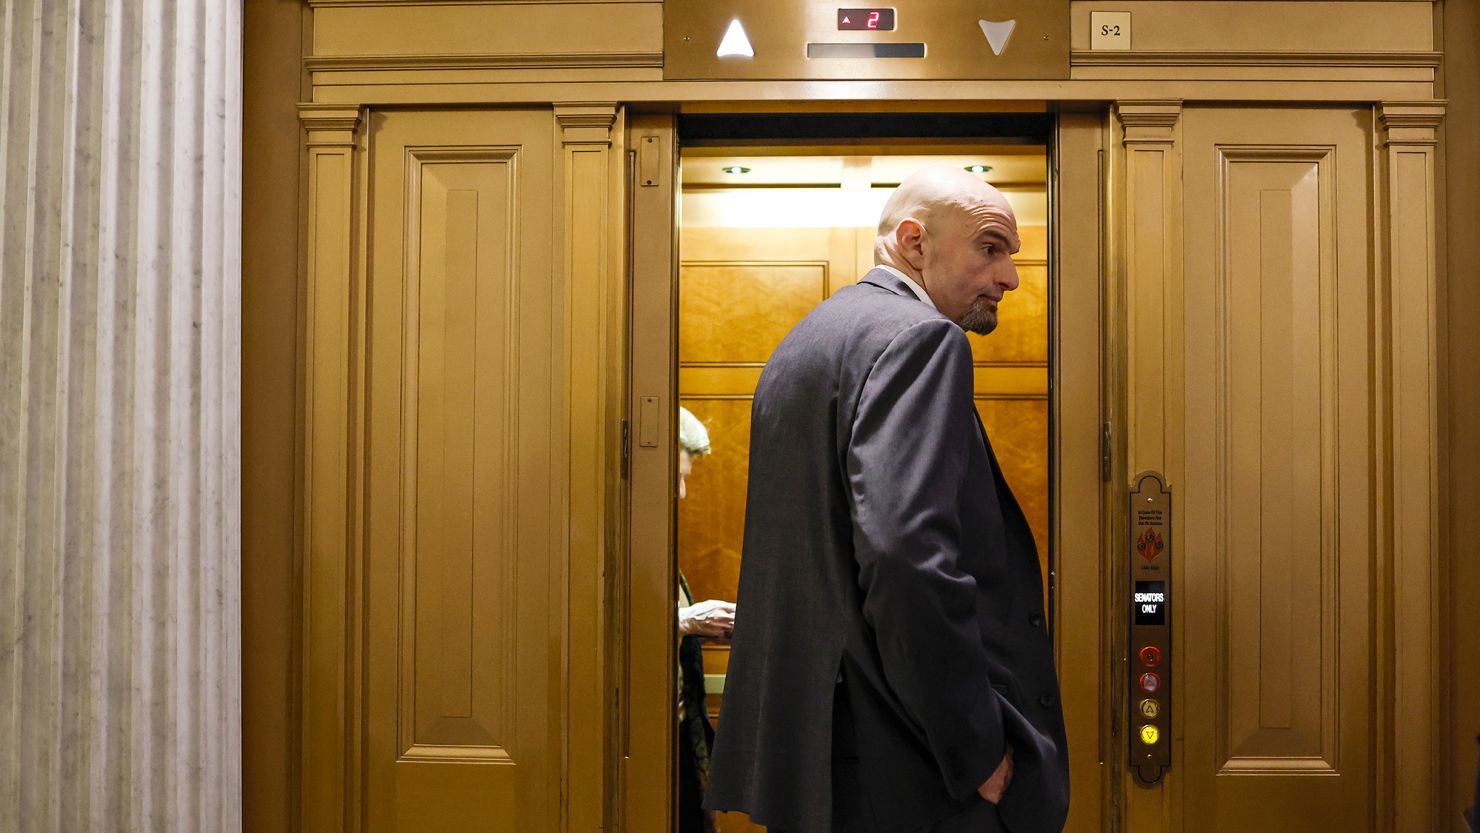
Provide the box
[679,599,736,638]
[977,746,1014,804]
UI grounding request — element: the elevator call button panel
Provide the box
[1129,471,1171,784]
[664,0,1069,80]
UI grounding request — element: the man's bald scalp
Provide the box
[875,166,1019,260]
[875,166,996,233]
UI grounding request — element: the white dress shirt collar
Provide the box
[874,263,937,311]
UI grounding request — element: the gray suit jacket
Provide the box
[705,269,1069,833]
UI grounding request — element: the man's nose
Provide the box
[999,258,1020,292]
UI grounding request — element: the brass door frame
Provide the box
[1054,106,1114,833]
[621,105,1113,833]
[624,111,681,833]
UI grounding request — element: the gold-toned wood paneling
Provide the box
[1377,100,1445,833]
[555,101,623,833]
[1214,149,1337,771]
[1111,98,1182,833]
[1050,109,1107,833]
[310,79,1434,108]
[244,4,308,830]
[1181,107,1374,833]
[399,149,517,759]
[968,261,1048,364]
[1067,2,1436,84]
[679,262,829,364]
[678,398,753,606]
[299,103,363,833]
[680,365,1048,400]
[677,366,764,398]
[681,226,858,295]
[1074,52,1441,70]
[303,1,1437,98]
[306,53,663,73]
[624,113,679,833]
[276,1,1454,830]
[364,108,559,832]
[1116,99,1183,490]
[1440,3,1480,822]
[1071,2,1433,54]
[978,398,1050,575]
[973,366,1049,398]
[1071,62,1436,84]
[312,3,662,59]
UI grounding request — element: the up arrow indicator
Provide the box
[978,18,1016,56]
[841,15,851,23]
[716,18,754,58]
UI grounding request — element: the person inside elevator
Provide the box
[675,406,737,833]
[705,167,1069,833]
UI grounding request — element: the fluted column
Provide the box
[0,1,243,831]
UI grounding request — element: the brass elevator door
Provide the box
[1175,107,1376,832]
[361,109,560,833]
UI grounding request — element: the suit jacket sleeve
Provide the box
[846,317,1007,800]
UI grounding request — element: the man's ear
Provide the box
[897,218,926,270]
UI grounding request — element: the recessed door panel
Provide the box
[405,156,517,758]
[1217,153,1336,770]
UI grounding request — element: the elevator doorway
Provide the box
[624,110,1107,833]
[684,142,1050,833]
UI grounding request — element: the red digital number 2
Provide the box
[867,10,880,29]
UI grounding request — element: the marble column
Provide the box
[0,1,242,832]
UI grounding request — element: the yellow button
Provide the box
[1139,698,1160,719]
[1139,724,1160,745]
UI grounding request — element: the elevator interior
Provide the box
[672,113,1053,832]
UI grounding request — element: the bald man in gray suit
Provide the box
[705,168,1069,833]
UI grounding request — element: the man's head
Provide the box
[677,406,711,501]
[874,166,1021,335]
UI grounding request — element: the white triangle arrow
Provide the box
[716,19,754,58]
[841,15,851,23]
[978,19,1016,56]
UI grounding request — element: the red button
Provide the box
[1139,646,1161,667]
[1139,672,1161,694]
